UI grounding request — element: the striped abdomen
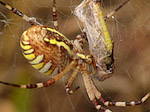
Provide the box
[20,25,73,76]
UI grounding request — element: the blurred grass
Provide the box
[11,75,33,112]
[0,0,150,112]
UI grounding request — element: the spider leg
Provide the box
[0,1,42,25]
[65,66,80,94]
[88,74,106,103]
[89,76,150,107]
[103,93,150,107]
[65,33,91,94]
[81,63,150,111]
[81,68,112,112]
[0,61,76,89]
[104,0,130,20]
[52,0,58,30]
[88,72,150,107]
[76,32,87,47]
[87,76,150,107]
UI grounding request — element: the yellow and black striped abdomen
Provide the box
[20,25,73,76]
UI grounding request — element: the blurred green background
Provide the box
[0,0,150,112]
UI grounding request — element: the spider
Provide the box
[0,0,149,112]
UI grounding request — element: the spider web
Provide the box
[0,0,150,112]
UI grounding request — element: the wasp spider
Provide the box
[0,0,149,112]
